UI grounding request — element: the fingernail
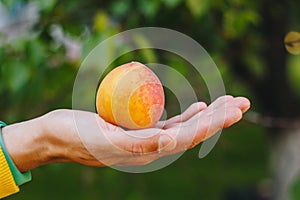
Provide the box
[158,135,176,152]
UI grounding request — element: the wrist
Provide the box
[2,116,54,171]
[42,109,101,166]
[42,110,80,163]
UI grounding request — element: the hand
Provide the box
[2,95,250,172]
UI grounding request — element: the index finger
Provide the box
[160,96,250,154]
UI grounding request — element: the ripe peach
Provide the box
[96,62,165,129]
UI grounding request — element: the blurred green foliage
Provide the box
[2,0,300,199]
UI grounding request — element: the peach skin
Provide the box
[96,62,165,129]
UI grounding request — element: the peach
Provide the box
[96,62,165,129]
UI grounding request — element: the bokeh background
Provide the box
[1,0,300,199]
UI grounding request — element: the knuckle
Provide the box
[131,143,145,156]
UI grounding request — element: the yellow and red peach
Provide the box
[96,62,165,129]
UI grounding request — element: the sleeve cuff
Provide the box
[0,121,32,186]
[0,146,20,199]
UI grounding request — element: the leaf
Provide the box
[223,8,260,38]
[186,0,210,18]
[138,0,161,19]
[2,60,31,93]
[27,39,46,66]
[110,0,130,19]
[94,11,109,33]
[164,0,182,9]
[287,55,300,98]
[133,33,157,63]
[38,0,57,12]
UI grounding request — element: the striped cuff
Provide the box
[0,121,32,186]
[0,146,19,199]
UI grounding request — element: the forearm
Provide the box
[1,115,60,172]
[1,109,105,173]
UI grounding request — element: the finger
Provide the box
[212,96,250,113]
[160,106,243,155]
[209,95,234,108]
[208,95,233,109]
[170,102,207,123]
[187,95,245,122]
[150,96,241,153]
[156,95,246,129]
[223,107,243,128]
[231,96,251,113]
[188,97,245,141]
[187,107,242,149]
[158,102,207,129]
